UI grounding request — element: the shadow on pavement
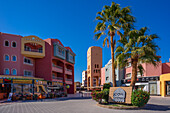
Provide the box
[142,104,170,111]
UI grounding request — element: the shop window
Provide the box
[12,56,17,62]
[12,69,17,75]
[12,41,17,47]
[4,55,10,61]
[4,68,10,75]
[4,40,9,47]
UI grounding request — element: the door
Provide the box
[149,83,157,95]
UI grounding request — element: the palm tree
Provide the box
[94,2,135,87]
[115,27,160,89]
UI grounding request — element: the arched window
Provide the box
[12,69,17,75]
[4,55,9,61]
[4,40,9,47]
[12,56,17,61]
[4,68,10,75]
[12,42,17,47]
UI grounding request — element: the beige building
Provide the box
[87,46,102,88]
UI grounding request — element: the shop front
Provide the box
[122,76,160,95]
[160,74,170,97]
[47,81,66,97]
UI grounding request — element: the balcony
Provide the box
[66,50,75,64]
[21,35,45,58]
[52,76,63,82]
[54,43,66,60]
[65,68,72,75]
[65,78,73,84]
[52,64,63,73]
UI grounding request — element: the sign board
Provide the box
[113,88,126,103]
[0,79,3,83]
[13,79,32,84]
[34,80,47,85]
[109,87,132,104]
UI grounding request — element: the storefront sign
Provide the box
[109,87,132,104]
[113,88,126,103]
[13,79,32,84]
[34,80,47,85]
[0,79,3,83]
[123,76,159,83]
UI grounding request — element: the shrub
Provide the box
[131,89,150,107]
[91,90,103,102]
[103,83,111,90]
[101,89,110,103]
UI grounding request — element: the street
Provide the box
[0,96,170,113]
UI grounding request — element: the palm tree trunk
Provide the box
[110,33,116,87]
[130,58,138,89]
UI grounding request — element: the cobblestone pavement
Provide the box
[0,96,170,113]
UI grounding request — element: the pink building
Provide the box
[101,67,105,85]
[0,32,75,100]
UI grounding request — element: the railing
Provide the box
[52,64,63,69]
[52,76,63,80]
[25,48,43,53]
[66,69,72,72]
[65,79,72,81]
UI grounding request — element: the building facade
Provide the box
[101,59,124,86]
[82,70,87,87]
[0,32,75,100]
[87,46,102,88]
[123,61,162,95]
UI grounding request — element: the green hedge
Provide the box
[131,89,150,107]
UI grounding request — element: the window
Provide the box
[98,70,100,73]
[94,70,95,73]
[24,70,32,77]
[4,68,10,75]
[4,41,9,47]
[95,64,96,68]
[97,64,99,68]
[96,70,97,73]
[4,55,9,61]
[106,77,109,81]
[25,46,31,51]
[24,57,32,65]
[126,62,131,68]
[12,69,17,75]
[58,47,64,56]
[70,54,74,61]
[12,42,17,47]
[126,73,131,78]
[12,56,17,62]
[137,72,142,77]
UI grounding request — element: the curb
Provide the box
[96,103,142,110]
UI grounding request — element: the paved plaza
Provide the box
[0,96,170,113]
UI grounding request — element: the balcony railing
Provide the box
[52,64,63,69]
[52,76,63,80]
[25,48,43,53]
[65,79,72,81]
[66,69,72,72]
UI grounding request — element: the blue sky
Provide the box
[0,0,170,82]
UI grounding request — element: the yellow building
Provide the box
[87,46,102,89]
[160,73,170,97]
